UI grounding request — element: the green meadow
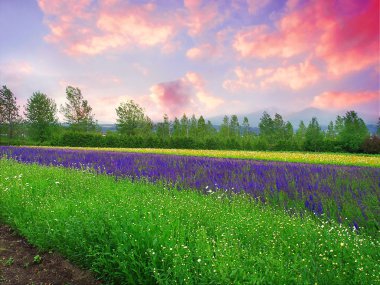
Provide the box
[1,159,379,284]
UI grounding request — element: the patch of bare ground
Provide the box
[0,224,102,285]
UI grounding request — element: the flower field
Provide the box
[1,146,379,235]
[0,146,379,284]
[29,146,380,167]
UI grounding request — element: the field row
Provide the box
[0,159,379,284]
[1,146,379,236]
[30,146,380,167]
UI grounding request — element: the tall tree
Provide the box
[172,117,181,138]
[273,113,286,140]
[156,114,170,140]
[339,111,369,152]
[284,121,294,141]
[206,120,216,137]
[230,115,240,138]
[24,92,58,142]
[259,112,273,139]
[189,115,197,138]
[60,86,96,132]
[0,85,20,139]
[242,116,250,137]
[295,121,307,150]
[376,117,380,136]
[197,115,207,139]
[180,114,189,138]
[219,115,230,138]
[325,121,335,140]
[334,115,344,136]
[304,117,324,151]
[116,100,151,136]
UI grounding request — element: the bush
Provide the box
[362,135,380,154]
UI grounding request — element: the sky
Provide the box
[0,0,379,124]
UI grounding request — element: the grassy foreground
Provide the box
[0,159,379,284]
[31,146,380,167]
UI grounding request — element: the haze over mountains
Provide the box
[208,107,378,127]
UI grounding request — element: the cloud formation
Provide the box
[233,0,379,77]
[149,72,223,118]
[223,60,321,92]
[186,44,218,60]
[183,0,222,36]
[38,0,176,55]
[311,91,379,110]
[260,60,321,90]
[246,0,271,15]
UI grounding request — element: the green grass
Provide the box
[30,146,380,167]
[0,159,379,284]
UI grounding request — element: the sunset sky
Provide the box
[0,0,379,124]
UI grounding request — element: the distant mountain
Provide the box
[286,107,337,126]
[208,107,378,128]
[99,124,117,132]
[208,107,280,126]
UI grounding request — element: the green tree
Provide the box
[376,117,380,136]
[206,120,216,137]
[0,85,20,139]
[220,115,230,138]
[189,115,197,138]
[285,122,293,139]
[273,113,285,139]
[304,117,324,151]
[116,100,151,136]
[325,121,335,140]
[172,117,181,138]
[259,112,273,139]
[60,86,97,132]
[334,115,344,136]
[24,92,58,142]
[180,114,189,138]
[242,116,250,137]
[258,112,274,149]
[229,115,240,138]
[197,115,207,139]
[156,114,170,140]
[339,111,369,152]
[295,121,306,150]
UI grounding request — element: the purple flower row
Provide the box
[1,146,379,233]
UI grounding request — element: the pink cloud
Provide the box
[223,67,256,92]
[38,0,177,56]
[223,59,320,92]
[186,44,218,60]
[233,0,379,77]
[261,60,321,90]
[247,0,271,14]
[184,0,202,10]
[311,91,379,110]
[6,61,33,74]
[316,0,379,77]
[150,80,191,113]
[149,72,223,118]
[183,1,223,36]
[285,0,300,10]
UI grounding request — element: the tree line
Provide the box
[0,85,379,153]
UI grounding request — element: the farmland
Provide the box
[0,146,379,284]
[29,146,380,167]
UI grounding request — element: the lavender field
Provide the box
[1,146,379,236]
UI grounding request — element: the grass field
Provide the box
[0,158,379,284]
[29,146,380,167]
